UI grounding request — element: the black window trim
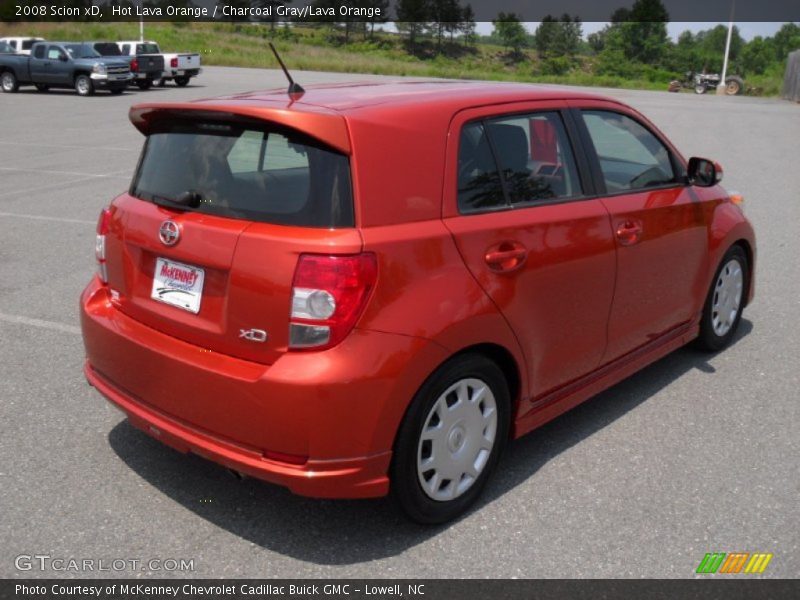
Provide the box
[570,107,689,199]
[456,108,594,216]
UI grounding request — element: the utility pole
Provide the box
[716,0,735,95]
[139,1,145,42]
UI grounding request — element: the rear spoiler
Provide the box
[129,101,351,154]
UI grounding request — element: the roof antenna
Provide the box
[269,42,305,97]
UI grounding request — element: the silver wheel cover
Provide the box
[417,378,497,502]
[712,258,744,337]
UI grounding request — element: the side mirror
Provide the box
[687,157,723,187]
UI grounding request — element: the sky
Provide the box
[473,21,794,41]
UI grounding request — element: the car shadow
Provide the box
[107,319,752,565]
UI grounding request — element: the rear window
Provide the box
[93,43,122,56]
[131,121,354,228]
[137,43,160,54]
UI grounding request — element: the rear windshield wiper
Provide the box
[150,191,203,210]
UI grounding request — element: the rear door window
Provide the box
[485,112,582,206]
[457,122,506,213]
[33,45,45,59]
[581,110,677,192]
[131,121,354,228]
[457,111,582,214]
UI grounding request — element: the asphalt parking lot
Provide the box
[0,66,798,579]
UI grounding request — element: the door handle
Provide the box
[485,241,527,272]
[615,220,643,246]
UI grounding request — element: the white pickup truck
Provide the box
[0,37,44,56]
[116,41,201,87]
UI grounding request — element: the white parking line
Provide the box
[0,312,80,335]
[0,167,131,180]
[0,172,128,200]
[0,212,95,225]
[0,140,137,152]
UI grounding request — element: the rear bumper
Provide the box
[84,362,390,498]
[165,68,201,78]
[80,279,446,499]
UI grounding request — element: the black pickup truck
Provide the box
[0,41,132,96]
[91,42,163,90]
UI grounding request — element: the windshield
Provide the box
[0,42,14,53]
[64,43,101,59]
[131,121,354,228]
[137,43,160,54]
[92,43,122,56]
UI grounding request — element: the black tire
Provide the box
[391,353,511,524]
[153,77,166,88]
[109,87,125,95]
[174,76,190,87]
[136,79,152,91]
[695,245,749,352]
[1,70,19,93]
[725,75,744,96]
[35,84,49,92]
[74,74,94,97]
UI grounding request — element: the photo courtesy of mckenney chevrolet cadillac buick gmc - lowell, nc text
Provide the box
[79,78,755,524]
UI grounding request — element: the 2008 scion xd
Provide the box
[80,80,755,523]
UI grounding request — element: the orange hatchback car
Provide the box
[80,81,755,523]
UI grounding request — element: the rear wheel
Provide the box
[694,82,707,94]
[725,75,744,96]
[174,76,190,87]
[1,70,19,93]
[391,354,510,524]
[35,83,49,92]
[136,79,152,90]
[696,245,748,351]
[74,74,94,97]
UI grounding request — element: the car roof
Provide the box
[131,80,621,155]
[218,80,611,114]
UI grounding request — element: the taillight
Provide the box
[95,208,111,284]
[170,57,178,68]
[289,253,377,350]
[130,58,138,72]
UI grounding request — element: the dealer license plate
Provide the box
[151,257,204,314]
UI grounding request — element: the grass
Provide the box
[0,21,783,95]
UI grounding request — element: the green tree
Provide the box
[621,0,669,64]
[695,24,743,72]
[492,12,527,56]
[741,36,773,75]
[533,16,557,58]
[396,0,431,51]
[459,4,477,47]
[535,15,581,58]
[552,14,582,57]
[430,0,462,52]
[365,0,390,40]
[771,22,800,61]
[587,30,605,54]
